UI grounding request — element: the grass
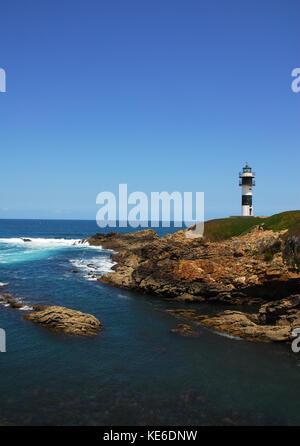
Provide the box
[201,210,300,241]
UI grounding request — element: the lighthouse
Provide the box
[239,163,255,216]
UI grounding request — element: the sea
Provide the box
[0,219,300,426]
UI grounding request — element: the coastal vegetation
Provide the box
[201,210,300,242]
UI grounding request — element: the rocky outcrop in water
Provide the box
[24,305,102,335]
[1,293,102,336]
[168,295,300,343]
[170,323,200,338]
[83,222,300,342]
[84,227,300,306]
[0,294,26,309]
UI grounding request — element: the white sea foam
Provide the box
[117,293,131,300]
[0,282,8,287]
[0,237,103,250]
[209,328,242,340]
[69,256,116,281]
[0,293,33,310]
[0,300,33,310]
[18,305,33,311]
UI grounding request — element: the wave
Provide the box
[0,282,8,287]
[0,237,102,250]
[69,256,116,281]
[18,305,33,311]
[0,237,106,265]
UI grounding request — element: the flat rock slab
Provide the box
[24,305,102,336]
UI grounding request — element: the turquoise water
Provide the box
[1,219,300,426]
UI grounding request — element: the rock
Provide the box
[1,293,10,300]
[170,324,200,337]
[84,227,300,305]
[167,308,203,321]
[82,229,159,250]
[7,299,24,309]
[24,306,102,336]
[198,311,291,342]
[82,224,300,342]
[167,296,300,343]
[234,248,245,257]
[258,295,300,325]
[0,294,24,309]
[174,293,205,302]
[283,235,300,271]
[233,276,246,285]
[168,308,291,342]
[265,270,282,278]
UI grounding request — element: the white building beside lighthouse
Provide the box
[239,163,255,216]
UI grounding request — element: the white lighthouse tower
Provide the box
[239,163,255,216]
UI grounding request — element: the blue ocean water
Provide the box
[1,219,300,426]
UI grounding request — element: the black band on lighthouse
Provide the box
[242,195,252,206]
[242,177,253,186]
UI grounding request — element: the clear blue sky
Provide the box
[0,0,299,220]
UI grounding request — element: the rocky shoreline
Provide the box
[83,219,300,343]
[2,213,299,342]
[167,295,300,342]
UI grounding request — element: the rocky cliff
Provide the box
[83,211,300,342]
[84,226,299,305]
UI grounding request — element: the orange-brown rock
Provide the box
[24,306,102,336]
[80,220,300,342]
[84,227,300,305]
[170,324,200,337]
[0,294,25,309]
[167,295,300,343]
[198,311,290,342]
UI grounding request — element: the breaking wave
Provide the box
[0,237,105,265]
[0,237,98,249]
[69,256,116,281]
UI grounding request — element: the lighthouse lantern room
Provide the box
[239,163,255,216]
